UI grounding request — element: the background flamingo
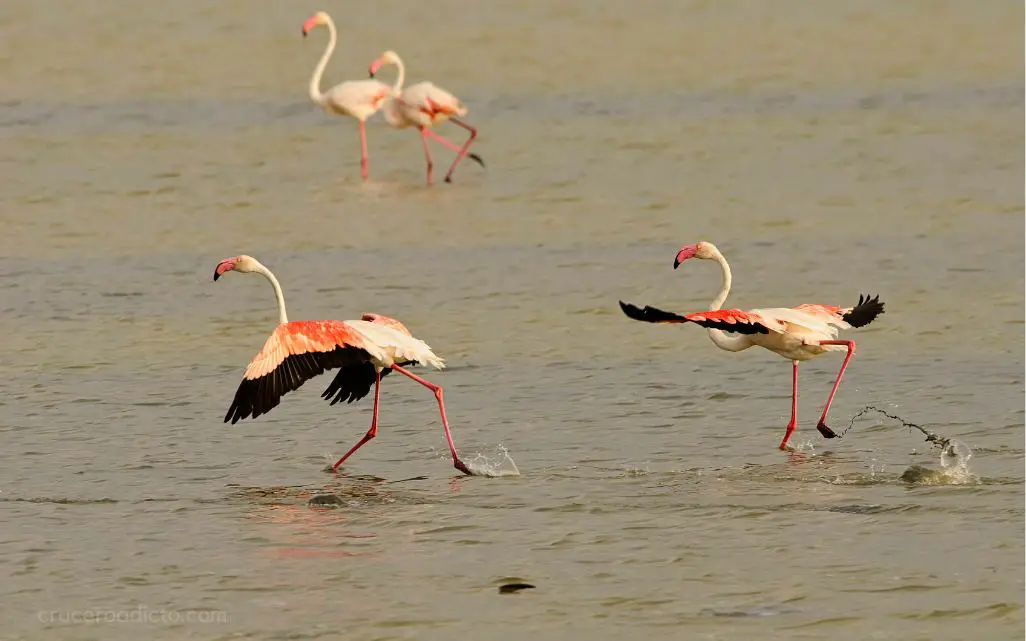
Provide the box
[369,50,484,184]
[302,12,392,181]
[213,255,472,475]
[618,241,885,451]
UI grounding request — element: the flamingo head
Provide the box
[673,242,717,269]
[213,255,258,281]
[302,12,329,37]
[369,50,400,78]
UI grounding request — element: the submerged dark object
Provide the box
[900,465,954,484]
[308,494,345,507]
[498,582,536,594]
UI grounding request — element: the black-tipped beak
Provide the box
[673,258,682,269]
[213,270,221,282]
[368,71,376,79]
[302,29,308,38]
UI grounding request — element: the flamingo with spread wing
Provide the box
[619,241,885,451]
[214,254,471,475]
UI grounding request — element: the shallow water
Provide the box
[1,1,1023,639]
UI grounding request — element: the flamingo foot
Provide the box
[778,421,797,451]
[443,153,486,183]
[816,421,838,439]
[453,458,473,476]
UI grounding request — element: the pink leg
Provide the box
[331,371,382,471]
[815,340,856,439]
[779,360,799,450]
[419,127,434,185]
[359,120,369,181]
[422,128,485,183]
[390,364,471,475]
[422,128,463,154]
[442,117,479,183]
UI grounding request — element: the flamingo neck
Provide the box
[709,250,732,311]
[705,250,749,352]
[389,55,406,96]
[254,263,289,324]
[308,18,337,105]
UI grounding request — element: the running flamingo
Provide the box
[213,255,472,475]
[618,242,885,451]
[368,50,484,184]
[302,11,392,181]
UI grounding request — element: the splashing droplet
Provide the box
[463,444,521,477]
[901,439,977,485]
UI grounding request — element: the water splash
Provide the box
[900,439,978,485]
[793,439,817,454]
[941,438,972,469]
[936,438,976,483]
[464,444,521,478]
[619,463,650,477]
[828,406,981,485]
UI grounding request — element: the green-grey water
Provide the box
[1,1,1023,639]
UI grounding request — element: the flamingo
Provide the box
[302,11,392,182]
[368,50,484,185]
[618,241,885,451]
[213,255,472,475]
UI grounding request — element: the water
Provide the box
[1,1,1023,639]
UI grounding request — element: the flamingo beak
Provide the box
[301,17,317,37]
[214,259,236,282]
[368,59,382,79]
[674,244,699,269]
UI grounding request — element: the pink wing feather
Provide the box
[226,320,375,424]
[318,313,423,407]
[360,313,412,336]
[619,301,774,334]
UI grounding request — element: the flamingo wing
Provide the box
[839,293,885,327]
[225,320,379,424]
[621,294,884,339]
[324,80,392,116]
[619,301,689,324]
[400,82,467,121]
[792,294,886,330]
[320,361,390,406]
[319,314,439,406]
[680,309,775,334]
[619,301,773,334]
[360,312,412,335]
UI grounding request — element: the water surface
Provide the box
[1,1,1023,639]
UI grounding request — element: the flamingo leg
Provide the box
[419,126,434,185]
[390,364,471,475]
[331,370,382,471]
[779,360,799,450]
[422,128,463,154]
[359,120,370,181]
[442,117,479,183]
[422,127,484,182]
[815,340,856,439]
